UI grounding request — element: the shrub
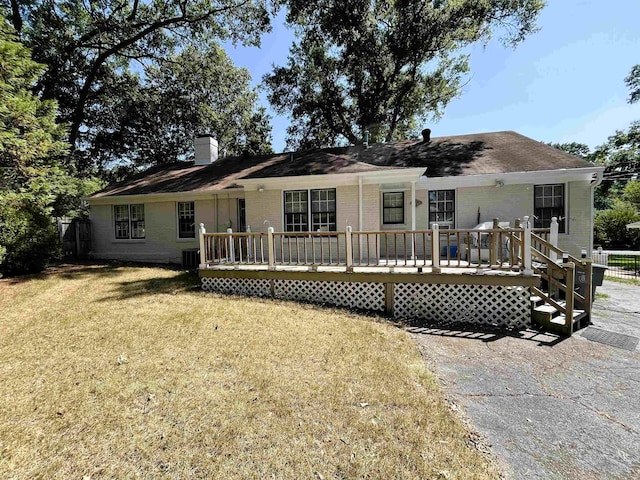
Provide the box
[0,193,60,277]
[594,200,640,249]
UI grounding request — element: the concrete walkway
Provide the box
[410,280,640,479]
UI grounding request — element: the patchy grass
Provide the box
[0,264,498,479]
[604,275,640,286]
[595,292,610,300]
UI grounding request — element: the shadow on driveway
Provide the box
[412,316,640,479]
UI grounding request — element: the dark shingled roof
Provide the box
[90,131,595,198]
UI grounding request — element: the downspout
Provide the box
[358,176,363,263]
[358,176,363,231]
[590,170,604,255]
[411,180,416,259]
[214,194,218,232]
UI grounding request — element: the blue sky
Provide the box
[227,0,640,153]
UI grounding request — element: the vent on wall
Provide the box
[182,249,200,269]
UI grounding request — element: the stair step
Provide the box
[530,295,543,306]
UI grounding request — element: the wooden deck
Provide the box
[198,218,593,335]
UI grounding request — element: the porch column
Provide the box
[410,180,416,259]
[358,176,363,263]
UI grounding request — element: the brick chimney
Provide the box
[194,135,219,165]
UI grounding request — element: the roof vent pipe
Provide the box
[363,130,370,148]
[194,135,219,165]
[422,128,431,143]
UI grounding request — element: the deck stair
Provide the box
[531,295,588,335]
[521,225,593,336]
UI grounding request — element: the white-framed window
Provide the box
[534,184,565,233]
[311,189,336,231]
[177,201,195,238]
[284,188,336,232]
[284,190,309,231]
[429,190,455,228]
[114,204,145,239]
[383,192,405,224]
[238,198,246,232]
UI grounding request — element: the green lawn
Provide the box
[0,264,498,479]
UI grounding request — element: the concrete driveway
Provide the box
[410,280,640,479]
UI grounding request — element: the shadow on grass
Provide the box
[0,261,130,285]
[404,322,568,347]
[98,271,201,302]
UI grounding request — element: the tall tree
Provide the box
[91,44,272,173]
[265,0,545,150]
[548,142,591,159]
[2,0,275,171]
[0,15,71,275]
[626,64,640,105]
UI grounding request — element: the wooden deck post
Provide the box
[565,262,575,335]
[432,224,441,273]
[549,217,559,262]
[523,216,533,276]
[384,282,394,316]
[583,259,593,317]
[267,227,275,270]
[490,218,499,266]
[345,226,354,272]
[199,223,207,268]
[227,228,234,262]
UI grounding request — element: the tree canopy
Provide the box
[1,0,276,173]
[265,0,545,150]
[625,64,640,105]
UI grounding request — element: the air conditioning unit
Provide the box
[182,249,199,269]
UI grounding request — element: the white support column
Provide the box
[358,176,364,263]
[246,224,252,261]
[411,180,416,260]
[523,216,533,276]
[267,227,275,270]
[227,228,234,262]
[549,216,559,263]
[432,223,441,273]
[345,226,353,272]
[199,223,207,268]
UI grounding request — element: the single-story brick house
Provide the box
[87,130,604,265]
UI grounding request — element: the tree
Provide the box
[626,64,640,105]
[0,15,67,190]
[2,0,275,171]
[548,142,591,159]
[0,15,70,276]
[594,199,640,249]
[90,44,272,172]
[265,0,544,150]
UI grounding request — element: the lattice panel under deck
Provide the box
[394,283,530,330]
[201,277,271,297]
[274,280,385,312]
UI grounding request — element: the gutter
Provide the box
[589,169,604,254]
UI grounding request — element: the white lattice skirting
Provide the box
[273,280,385,312]
[201,276,271,297]
[394,283,530,330]
[201,276,530,330]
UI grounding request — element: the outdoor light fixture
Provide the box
[258,185,264,192]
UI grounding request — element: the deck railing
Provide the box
[198,217,551,274]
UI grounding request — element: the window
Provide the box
[284,188,336,232]
[284,190,308,231]
[311,189,336,231]
[238,199,246,232]
[383,192,404,224]
[429,190,455,228]
[114,204,145,239]
[534,184,565,233]
[178,201,195,238]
